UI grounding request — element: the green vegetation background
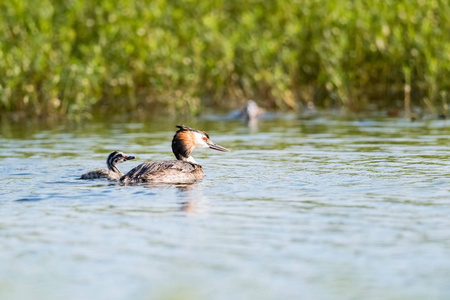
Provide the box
[1,0,449,119]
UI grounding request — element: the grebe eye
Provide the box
[202,137,207,141]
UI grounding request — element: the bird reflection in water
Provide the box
[128,182,210,214]
[175,183,210,214]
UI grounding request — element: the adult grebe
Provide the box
[120,125,229,184]
[242,100,264,123]
[81,151,136,181]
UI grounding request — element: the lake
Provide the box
[1,113,449,300]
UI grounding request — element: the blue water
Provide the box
[1,115,449,300]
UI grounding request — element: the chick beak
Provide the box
[124,155,136,161]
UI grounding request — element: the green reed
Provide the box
[1,0,449,119]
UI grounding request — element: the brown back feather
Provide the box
[120,160,204,183]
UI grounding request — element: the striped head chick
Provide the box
[81,151,136,180]
[107,151,136,173]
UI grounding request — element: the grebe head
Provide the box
[107,151,136,172]
[172,125,229,163]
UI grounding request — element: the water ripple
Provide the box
[0,116,449,300]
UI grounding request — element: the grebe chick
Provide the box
[120,125,229,184]
[81,151,136,181]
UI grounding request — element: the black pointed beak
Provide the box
[207,142,230,152]
[125,155,136,161]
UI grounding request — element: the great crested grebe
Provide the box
[80,151,136,181]
[120,125,229,184]
[242,100,264,123]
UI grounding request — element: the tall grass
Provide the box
[1,0,449,119]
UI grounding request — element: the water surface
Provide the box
[1,115,449,300]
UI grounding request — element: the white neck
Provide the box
[183,155,197,164]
